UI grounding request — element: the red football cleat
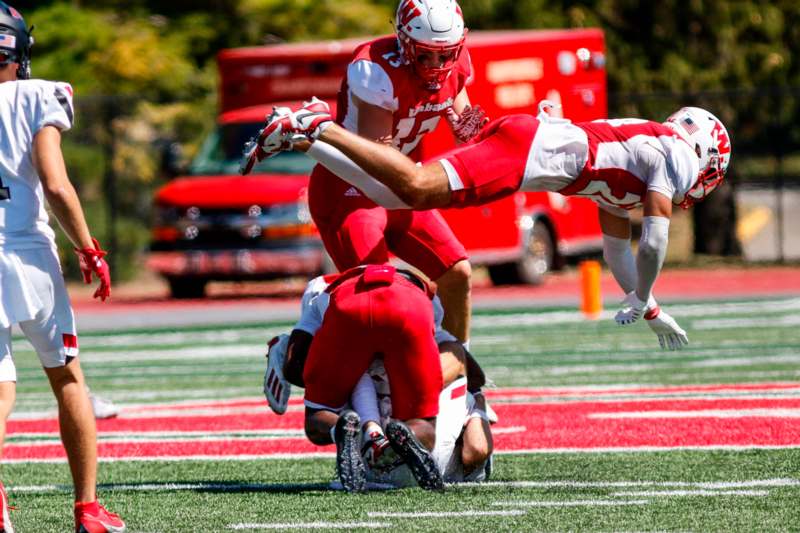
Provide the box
[74,501,125,533]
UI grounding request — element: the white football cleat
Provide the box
[263,334,291,415]
[89,391,120,419]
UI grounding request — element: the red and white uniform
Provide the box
[296,265,444,421]
[440,115,700,214]
[309,36,471,279]
[366,366,490,486]
[0,80,79,381]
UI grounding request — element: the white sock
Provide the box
[350,373,381,432]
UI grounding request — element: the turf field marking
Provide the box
[499,445,800,454]
[9,478,799,494]
[590,408,800,419]
[490,499,650,507]
[693,315,800,330]
[477,478,800,489]
[610,490,769,497]
[229,523,391,530]
[368,510,527,518]
[472,298,800,329]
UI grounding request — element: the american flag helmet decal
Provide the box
[0,33,15,50]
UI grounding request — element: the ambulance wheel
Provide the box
[167,277,207,299]
[488,220,555,286]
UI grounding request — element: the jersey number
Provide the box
[394,116,441,155]
[0,175,9,201]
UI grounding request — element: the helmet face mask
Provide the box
[395,0,466,91]
[664,106,732,209]
[0,1,32,80]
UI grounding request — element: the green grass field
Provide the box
[5,296,800,532]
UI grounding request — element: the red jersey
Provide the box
[336,35,472,160]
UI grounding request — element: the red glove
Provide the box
[75,237,111,301]
[446,105,489,144]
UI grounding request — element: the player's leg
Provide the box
[43,360,97,501]
[309,164,391,271]
[386,209,471,342]
[435,259,472,343]
[16,249,125,530]
[0,327,17,451]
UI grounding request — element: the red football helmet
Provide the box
[395,0,466,91]
[663,106,732,208]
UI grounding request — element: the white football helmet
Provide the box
[395,0,466,90]
[663,106,732,208]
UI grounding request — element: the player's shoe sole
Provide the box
[386,421,444,492]
[334,410,366,494]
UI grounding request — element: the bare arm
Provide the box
[452,87,471,114]
[32,126,94,250]
[353,94,394,145]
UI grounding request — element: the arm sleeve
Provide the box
[347,60,397,112]
[36,82,74,134]
[602,234,638,295]
[306,141,411,209]
[636,216,670,300]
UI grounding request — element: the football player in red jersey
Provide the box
[252,0,478,346]
[246,99,731,352]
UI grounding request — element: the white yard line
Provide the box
[590,408,800,419]
[491,499,650,507]
[610,490,769,497]
[472,298,800,330]
[369,510,526,518]
[8,478,799,494]
[476,478,800,489]
[230,523,392,530]
[497,444,800,454]
[693,315,800,330]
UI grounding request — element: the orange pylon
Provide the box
[580,260,603,320]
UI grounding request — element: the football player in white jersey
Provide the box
[263,270,493,490]
[245,98,732,352]
[0,3,124,532]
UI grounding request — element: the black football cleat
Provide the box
[386,420,444,492]
[334,410,366,493]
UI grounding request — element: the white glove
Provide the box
[263,334,291,415]
[645,308,689,350]
[615,291,654,325]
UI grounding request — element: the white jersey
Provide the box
[522,117,700,216]
[0,79,74,250]
[365,366,488,485]
[293,274,456,345]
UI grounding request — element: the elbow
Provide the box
[396,178,429,209]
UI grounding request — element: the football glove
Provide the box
[614,290,656,325]
[74,237,111,301]
[263,334,291,415]
[645,307,689,350]
[240,98,333,175]
[446,105,489,143]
